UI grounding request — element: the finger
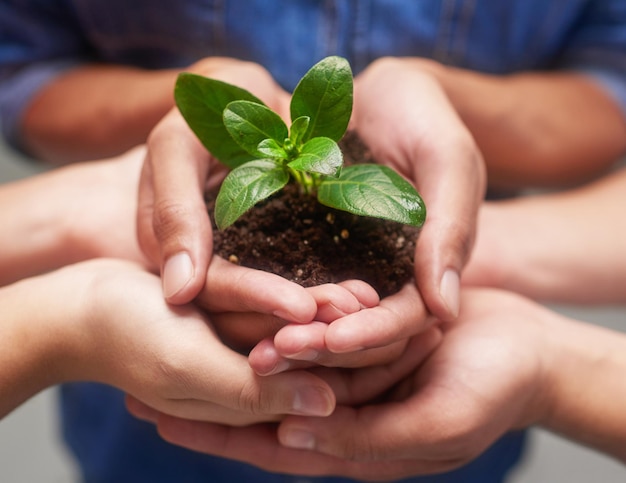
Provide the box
[337,279,380,308]
[199,256,317,323]
[207,277,370,353]
[306,283,364,323]
[125,394,160,423]
[132,331,336,425]
[145,108,213,304]
[320,327,443,405]
[154,416,452,480]
[248,337,312,376]
[136,157,160,265]
[412,139,485,322]
[252,324,441,375]
[324,282,432,353]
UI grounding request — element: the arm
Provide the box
[0,146,147,286]
[19,57,275,164]
[0,259,336,422]
[133,289,626,479]
[21,65,177,163]
[464,167,626,304]
[423,60,626,189]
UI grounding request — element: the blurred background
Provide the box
[0,138,624,482]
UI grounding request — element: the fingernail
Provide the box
[440,269,460,318]
[163,252,194,298]
[281,428,316,450]
[292,387,333,416]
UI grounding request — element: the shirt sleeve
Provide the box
[556,0,626,118]
[0,0,87,153]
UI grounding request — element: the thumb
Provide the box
[141,110,213,304]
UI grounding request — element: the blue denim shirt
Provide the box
[0,1,622,482]
[1,0,626,151]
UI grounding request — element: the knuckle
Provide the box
[235,379,269,417]
[152,199,195,244]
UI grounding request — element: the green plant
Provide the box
[174,56,426,230]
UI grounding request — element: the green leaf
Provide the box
[174,73,264,168]
[290,56,353,143]
[287,137,342,177]
[214,159,289,229]
[257,138,287,159]
[289,115,310,146]
[224,100,289,157]
[317,164,426,226]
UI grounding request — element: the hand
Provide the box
[196,261,379,355]
[47,258,339,426]
[248,281,434,374]
[0,146,150,286]
[132,289,549,480]
[352,57,486,322]
[137,58,291,305]
[62,146,150,265]
[125,327,442,468]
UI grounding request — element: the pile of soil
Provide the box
[207,132,421,298]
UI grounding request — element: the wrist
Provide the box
[536,314,626,458]
[0,272,83,416]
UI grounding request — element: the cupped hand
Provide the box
[137,58,291,305]
[248,281,434,374]
[135,289,548,481]
[57,258,335,426]
[124,327,442,470]
[195,260,379,354]
[352,57,486,322]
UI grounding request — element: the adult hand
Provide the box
[0,146,149,285]
[126,328,442,460]
[248,281,434,374]
[131,289,550,480]
[137,58,291,305]
[196,260,379,355]
[45,258,337,426]
[352,57,486,322]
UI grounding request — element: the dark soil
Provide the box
[207,132,420,298]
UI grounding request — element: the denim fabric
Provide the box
[1,0,626,150]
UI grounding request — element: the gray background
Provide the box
[0,140,624,482]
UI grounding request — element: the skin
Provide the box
[463,166,626,304]
[128,288,626,481]
[19,53,626,326]
[0,148,421,423]
[126,162,626,479]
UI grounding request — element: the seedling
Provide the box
[174,56,426,230]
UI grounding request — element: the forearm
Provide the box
[0,276,74,418]
[540,314,626,461]
[0,173,73,285]
[467,168,626,304]
[0,156,144,286]
[422,60,626,189]
[21,65,177,163]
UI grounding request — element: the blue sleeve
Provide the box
[0,0,87,152]
[557,0,626,117]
